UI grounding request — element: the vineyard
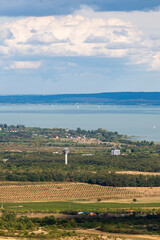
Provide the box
[0,182,160,203]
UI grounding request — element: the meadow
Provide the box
[3,200,160,213]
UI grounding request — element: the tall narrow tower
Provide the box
[63,148,70,165]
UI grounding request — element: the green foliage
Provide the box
[0,212,159,236]
[133,198,137,202]
[0,124,127,142]
[0,124,159,187]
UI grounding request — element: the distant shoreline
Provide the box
[0,92,160,105]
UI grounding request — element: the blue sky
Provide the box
[0,0,160,94]
[0,0,159,16]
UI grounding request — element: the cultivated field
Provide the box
[0,182,160,203]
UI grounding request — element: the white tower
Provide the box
[63,148,70,165]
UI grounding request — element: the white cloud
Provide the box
[0,27,14,45]
[8,61,42,69]
[149,53,160,71]
[84,35,109,43]
[0,14,142,57]
[67,62,76,66]
[0,7,160,70]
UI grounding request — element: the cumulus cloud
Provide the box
[0,7,160,70]
[84,35,109,43]
[0,14,142,57]
[0,28,14,44]
[8,61,42,69]
[27,33,70,45]
[113,29,128,37]
[149,53,160,71]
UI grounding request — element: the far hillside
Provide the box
[0,92,160,105]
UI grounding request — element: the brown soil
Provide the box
[0,238,19,240]
[116,171,160,176]
[75,229,160,240]
[0,229,159,240]
[16,213,75,219]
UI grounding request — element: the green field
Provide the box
[3,201,160,213]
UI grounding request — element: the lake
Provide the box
[0,104,160,142]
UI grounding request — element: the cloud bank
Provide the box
[8,61,42,69]
[0,7,160,70]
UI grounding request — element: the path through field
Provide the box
[0,231,160,240]
[75,229,160,240]
[116,171,160,176]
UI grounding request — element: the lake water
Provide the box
[0,104,160,142]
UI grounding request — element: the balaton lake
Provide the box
[0,104,160,142]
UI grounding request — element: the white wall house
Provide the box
[111,149,120,156]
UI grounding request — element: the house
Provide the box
[77,211,96,216]
[111,149,120,155]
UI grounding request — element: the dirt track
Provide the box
[0,230,159,240]
[116,171,160,176]
[16,213,75,219]
[75,229,160,240]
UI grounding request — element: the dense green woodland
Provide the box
[0,151,160,186]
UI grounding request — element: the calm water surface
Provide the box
[0,104,160,142]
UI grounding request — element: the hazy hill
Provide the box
[0,92,160,105]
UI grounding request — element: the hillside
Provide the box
[0,92,160,105]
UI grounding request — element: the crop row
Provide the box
[1,182,158,202]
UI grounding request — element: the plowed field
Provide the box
[0,182,160,203]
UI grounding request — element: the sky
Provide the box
[0,0,160,94]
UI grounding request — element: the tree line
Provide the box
[1,170,159,187]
